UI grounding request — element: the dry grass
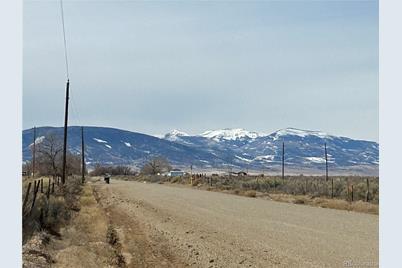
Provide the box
[67,184,108,243]
[267,193,378,215]
[44,184,124,267]
[23,180,114,267]
[23,179,128,267]
[22,177,83,243]
[243,190,257,198]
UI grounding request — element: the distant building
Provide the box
[168,169,185,177]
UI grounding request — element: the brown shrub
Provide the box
[293,198,305,204]
[244,190,257,198]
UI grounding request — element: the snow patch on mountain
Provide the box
[305,157,326,163]
[254,155,275,161]
[235,155,252,162]
[200,128,261,141]
[164,129,190,141]
[272,128,333,141]
[94,138,108,143]
[29,136,45,147]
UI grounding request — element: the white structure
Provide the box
[168,169,185,177]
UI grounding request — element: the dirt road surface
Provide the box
[92,180,378,267]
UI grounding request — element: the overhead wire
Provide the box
[59,0,85,130]
[58,0,85,156]
[59,0,69,80]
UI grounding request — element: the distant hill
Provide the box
[22,126,379,175]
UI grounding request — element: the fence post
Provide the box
[366,178,370,202]
[30,181,40,214]
[40,179,43,193]
[22,182,32,212]
[52,181,55,193]
[39,208,44,227]
[347,179,350,202]
[46,178,51,199]
[351,185,354,202]
[331,178,334,199]
[305,178,308,195]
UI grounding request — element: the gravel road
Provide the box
[92,180,378,267]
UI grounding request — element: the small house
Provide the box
[169,169,185,177]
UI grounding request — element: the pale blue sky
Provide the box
[23,0,378,141]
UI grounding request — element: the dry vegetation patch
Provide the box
[23,180,127,267]
[51,184,125,267]
[267,193,379,214]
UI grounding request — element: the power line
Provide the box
[58,0,85,134]
[59,0,69,80]
[69,94,83,127]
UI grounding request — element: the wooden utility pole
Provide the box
[32,126,36,178]
[190,164,193,185]
[325,143,329,182]
[61,79,70,185]
[22,182,32,212]
[229,163,232,180]
[81,126,85,184]
[282,142,285,181]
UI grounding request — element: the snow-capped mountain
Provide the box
[200,128,262,141]
[271,127,333,140]
[164,129,189,141]
[22,126,379,175]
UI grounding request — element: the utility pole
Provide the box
[61,79,70,185]
[282,142,285,181]
[325,143,329,182]
[81,126,85,184]
[190,164,193,185]
[32,126,36,178]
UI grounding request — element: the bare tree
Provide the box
[89,164,135,176]
[33,133,81,177]
[141,157,171,175]
[90,163,109,176]
[114,165,134,175]
[64,152,82,175]
[36,133,63,178]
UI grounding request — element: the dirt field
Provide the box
[89,179,378,267]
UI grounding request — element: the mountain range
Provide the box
[22,126,379,175]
